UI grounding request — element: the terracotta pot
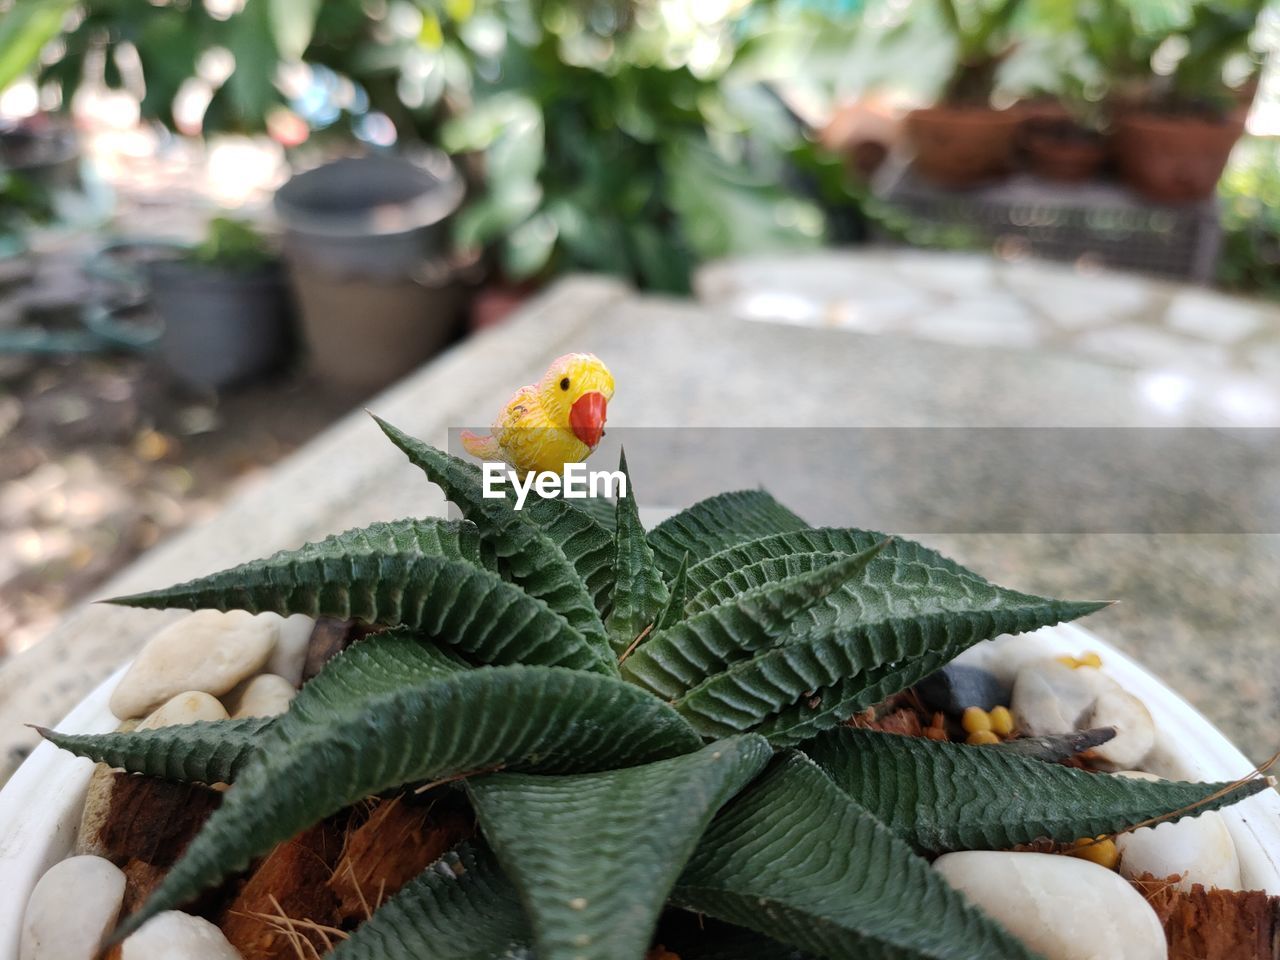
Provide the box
[1020,118,1107,183]
[1113,111,1244,204]
[905,106,1019,188]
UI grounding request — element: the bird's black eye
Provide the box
[560,377,570,391]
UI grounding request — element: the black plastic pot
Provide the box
[147,260,292,389]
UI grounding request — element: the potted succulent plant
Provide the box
[1109,2,1263,204]
[147,217,293,390]
[3,413,1278,960]
[904,0,1028,187]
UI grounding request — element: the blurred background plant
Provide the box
[0,0,1277,291]
[1217,133,1280,296]
[0,169,53,255]
[185,216,273,270]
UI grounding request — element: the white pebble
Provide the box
[934,851,1167,960]
[1010,660,1111,736]
[1115,771,1241,891]
[1086,690,1155,770]
[138,691,230,730]
[110,611,279,720]
[1010,660,1153,768]
[263,613,314,686]
[120,911,243,960]
[20,855,126,960]
[228,673,297,719]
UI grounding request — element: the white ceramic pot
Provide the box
[1,626,1277,958]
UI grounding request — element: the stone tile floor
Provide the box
[697,249,1280,427]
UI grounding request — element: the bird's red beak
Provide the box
[569,391,607,448]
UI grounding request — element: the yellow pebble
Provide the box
[988,705,1014,736]
[1078,651,1103,668]
[1055,654,1080,668]
[961,707,991,734]
[966,730,1000,746]
[1068,837,1119,869]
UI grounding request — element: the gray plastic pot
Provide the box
[273,152,464,278]
[285,257,464,391]
[148,260,293,389]
[273,151,468,391]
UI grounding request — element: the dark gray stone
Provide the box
[916,663,1008,714]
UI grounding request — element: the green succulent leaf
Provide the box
[685,529,1106,641]
[106,519,607,674]
[646,490,809,580]
[804,727,1270,854]
[111,634,700,941]
[673,596,1099,743]
[467,736,773,960]
[673,754,1040,960]
[37,717,272,784]
[621,541,890,700]
[328,844,530,960]
[374,417,615,666]
[558,489,617,532]
[606,450,671,655]
[746,646,956,748]
[656,531,1104,742]
[656,552,690,632]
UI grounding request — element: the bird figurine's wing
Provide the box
[459,429,503,461]
[461,385,542,467]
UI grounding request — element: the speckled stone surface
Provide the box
[1,266,1276,785]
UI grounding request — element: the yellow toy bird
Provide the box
[461,353,615,476]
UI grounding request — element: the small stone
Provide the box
[110,611,279,720]
[1115,771,1241,892]
[263,614,314,687]
[228,674,296,719]
[1010,660,1111,737]
[933,851,1167,960]
[20,855,126,960]
[1010,660,1155,770]
[916,664,1007,714]
[120,911,243,960]
[1085,689,1155,770]
[138,691,229,730]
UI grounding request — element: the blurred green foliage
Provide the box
[441,6,829,290]
[0,0,1275,295]
[1218,136,1280,299]
[0,168,53,253]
